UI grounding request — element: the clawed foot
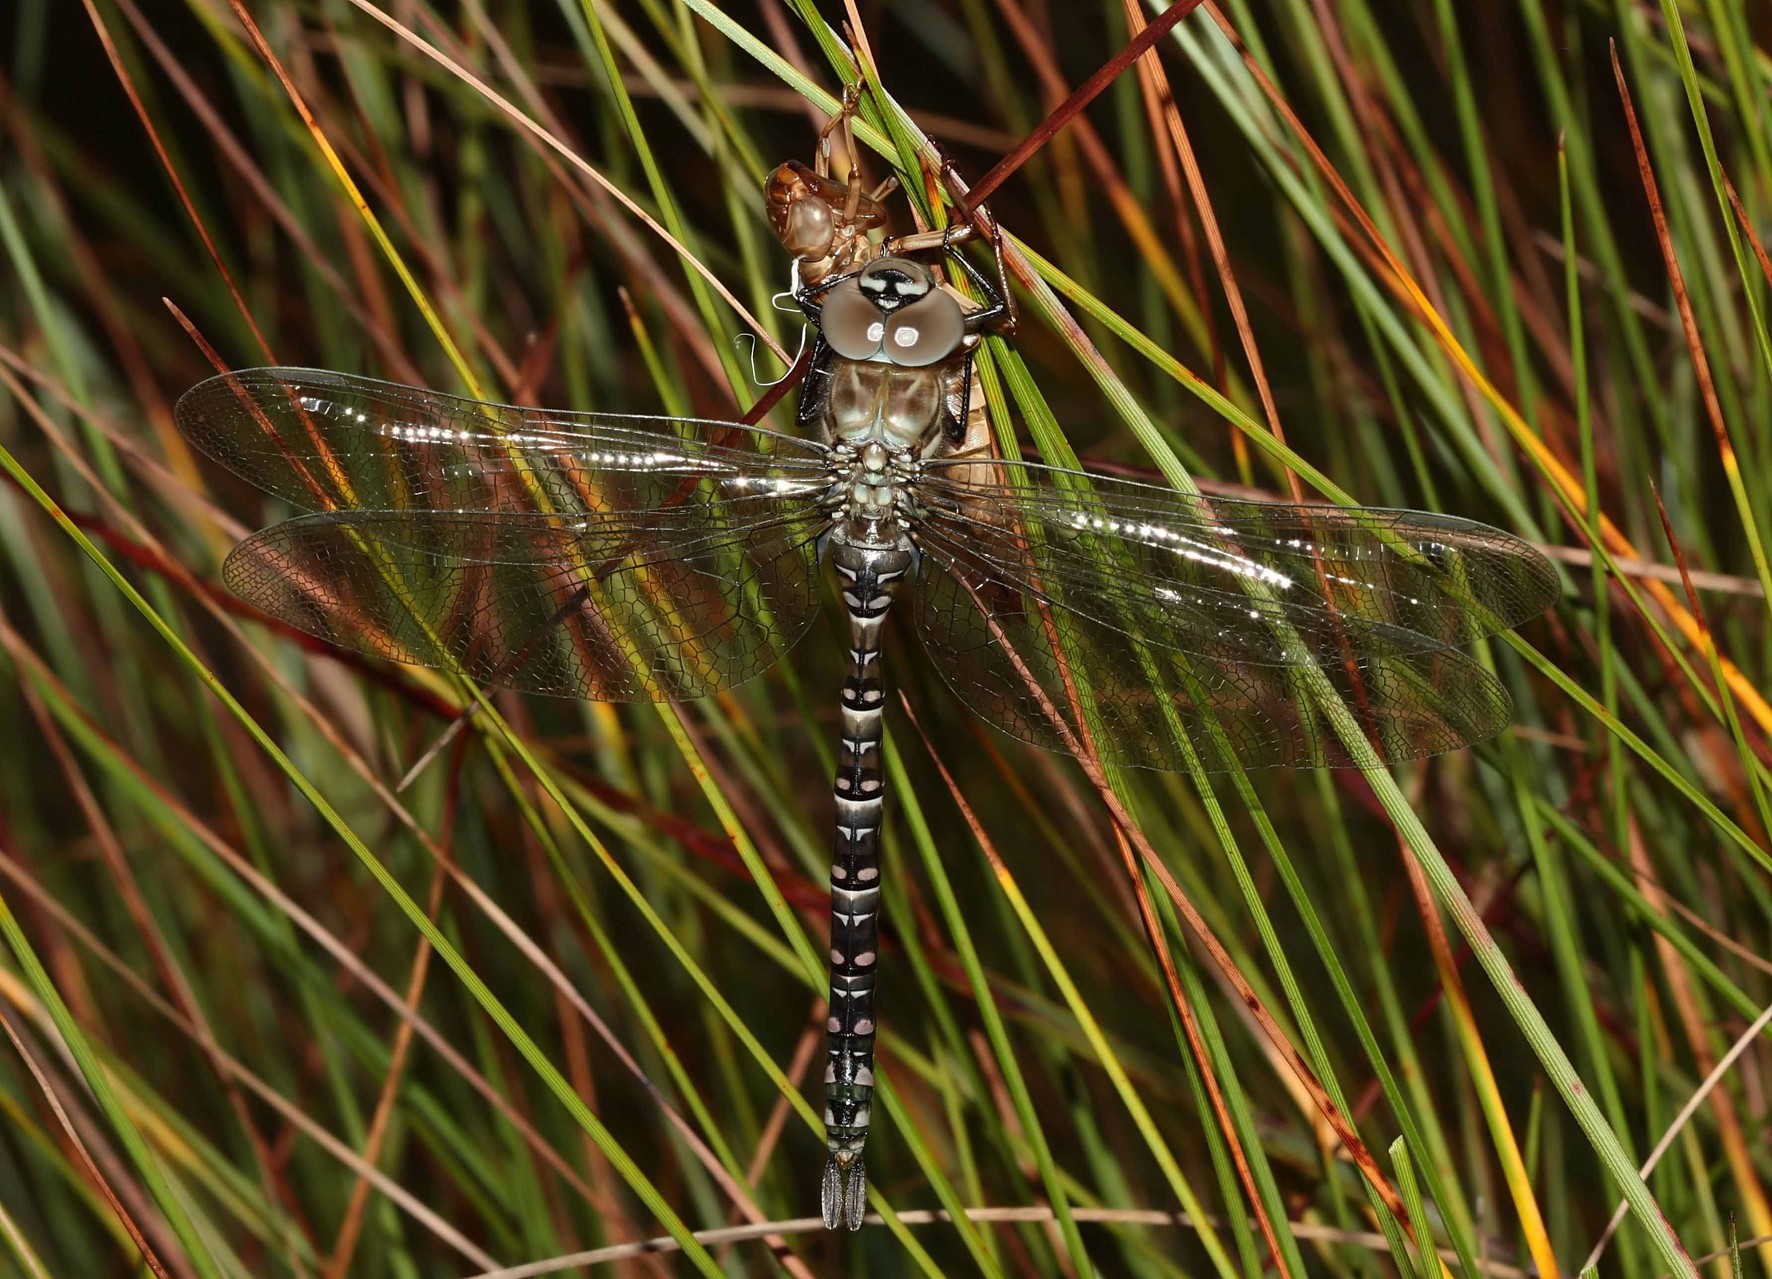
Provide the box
[821,1153,867,1231]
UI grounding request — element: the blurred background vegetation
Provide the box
[1,1,1770,1275]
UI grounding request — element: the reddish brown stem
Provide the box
[964,0,1209,212]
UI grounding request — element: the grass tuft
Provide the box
[2,2,1770,1274]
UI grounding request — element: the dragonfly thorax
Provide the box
[827,438,917,548]
[820,355,955,454]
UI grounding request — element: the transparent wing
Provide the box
[914,459,1558,656]
[174,367,833,516]
[223,507,826,701]
[910,460,1556,770]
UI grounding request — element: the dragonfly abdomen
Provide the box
[822,538,912,1230]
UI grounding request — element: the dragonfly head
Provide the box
[821,257,967,368]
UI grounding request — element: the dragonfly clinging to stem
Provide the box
[174,91,1558,1233]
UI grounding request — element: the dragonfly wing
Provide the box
[914,459,1558,656]
[909,461,1549,770]
[174,367,832,514]
[911,538,1512,770]
[225,507,826,701]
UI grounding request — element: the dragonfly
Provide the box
[174,113,1559,1234]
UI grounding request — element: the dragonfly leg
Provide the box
[822,539,912,1230]
[817,83,862,181]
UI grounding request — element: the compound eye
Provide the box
[820,277,886,360]
[883,290,965,366]
[783,198,835,258]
